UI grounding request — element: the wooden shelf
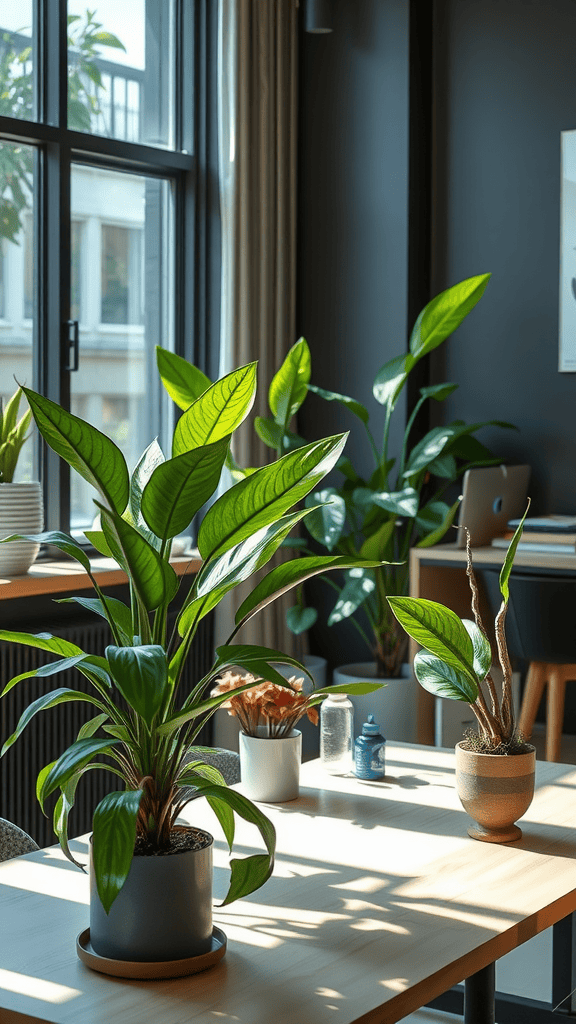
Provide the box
[0,552,202,601]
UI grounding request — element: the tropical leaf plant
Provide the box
[255,275,518,677]
[0,386,32,482]
[0,356,384,915]
[387,505,530,751]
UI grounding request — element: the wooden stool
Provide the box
[518,662,576,762]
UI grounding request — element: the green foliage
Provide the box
[0,387,32,482]
[1,353,383,913]
[387,516,529,749]
[260,277,518,676]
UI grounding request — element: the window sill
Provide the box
[0,553,201,600]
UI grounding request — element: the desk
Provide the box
[410,543,576,745]
[1,745,576,1024]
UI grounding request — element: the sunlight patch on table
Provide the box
[0,860,88,903]
[0,969,82,1004]
[350,916,410,935]
[331,875,385,894]
[395,899,506,931]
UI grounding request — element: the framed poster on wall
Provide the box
[559,129,576,370]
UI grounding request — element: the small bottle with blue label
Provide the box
[354,714,386,779]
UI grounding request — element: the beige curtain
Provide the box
[217,0,303,657]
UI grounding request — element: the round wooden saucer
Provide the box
[76,926,227,980]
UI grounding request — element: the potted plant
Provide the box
[0,352,383,975]
[0,385,42,576]
[388,508,536,843]
[252,274,517,741]
[212,668,332,802]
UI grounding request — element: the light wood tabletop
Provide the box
[1,744,576,1024]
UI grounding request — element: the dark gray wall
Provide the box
[298,0,410,476]
[432,0,576,513]
[297,0,410,665]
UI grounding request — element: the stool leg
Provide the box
[546,669,567,762]
[518,662,547,741]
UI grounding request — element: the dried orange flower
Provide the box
[211,670,319,737]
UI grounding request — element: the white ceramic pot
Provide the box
[332,662,417,743]
[0,481,43,576]
[239,726,302,802]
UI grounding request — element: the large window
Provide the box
[0,0,204,534]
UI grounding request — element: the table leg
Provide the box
[464,962,495,1024]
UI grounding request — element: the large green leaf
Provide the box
[307,384,369,424]
[141,437,229,540]
[198,433,348,561]
[1,652,108,698]
[419,382,459,402]
[328,567,376,625]
[98,503,178,612]
[413,651,479,703]
[463,620,492,679]
[360,518,396,560]
[0,630,84,659]
[56,596,133,645]
[0,530,91,572]
[304,488,347,550]
[372,353,415,409]
[22,387,129,514]
[92,789,143,914]
[354,486,419,519]
[127,438,165,548]
[179,508,318,635]
[254,417,306,453]
[173,363,257,455]
[286,605,317,634]
[499,501,530,603]
[415,498,461,548]
[182,780,276,906]
[387,596,477,682]
[156,346,211,410]
[39,737,120,806]
[1,688,105,755]
[234,555,384,632]
[106,645,169,727]
[409,274,491,360]
[269,338,311,426]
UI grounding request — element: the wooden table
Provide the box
[409,543,576,745]
[1,745,576,1024]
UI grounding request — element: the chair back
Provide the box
[478,569,576,665]
[0,818,39,862]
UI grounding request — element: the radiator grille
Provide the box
[0,613,214,847]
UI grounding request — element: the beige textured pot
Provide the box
[455,741,536,843]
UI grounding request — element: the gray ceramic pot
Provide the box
[455,741,536,843]
[89,829,213,962]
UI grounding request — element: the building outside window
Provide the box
[0,0,203,536]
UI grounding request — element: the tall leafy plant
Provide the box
[0,385,32,482]
[0,353,382,913]
[388,506,530,752]
[253,275,517,677]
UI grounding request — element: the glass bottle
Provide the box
[320,693,354,774]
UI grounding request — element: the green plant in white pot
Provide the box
[251,275,516,740]
[0,352,383,974]
[0,385,43,576]
[388,508,536,843]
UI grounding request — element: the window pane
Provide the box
[67,1,175,149]
[70,165,174,531]
[0,140,35,482]
[0,3,36,123]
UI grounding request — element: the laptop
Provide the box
[456,464,531,548]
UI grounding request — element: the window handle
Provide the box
[65,320,79,372]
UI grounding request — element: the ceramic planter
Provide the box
[332,662,417,742]
[239,726,302,802]
[0,481,43,576]
[89,828,213,962]
[455,741,536,843]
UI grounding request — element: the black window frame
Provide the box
[0,0,219,535]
